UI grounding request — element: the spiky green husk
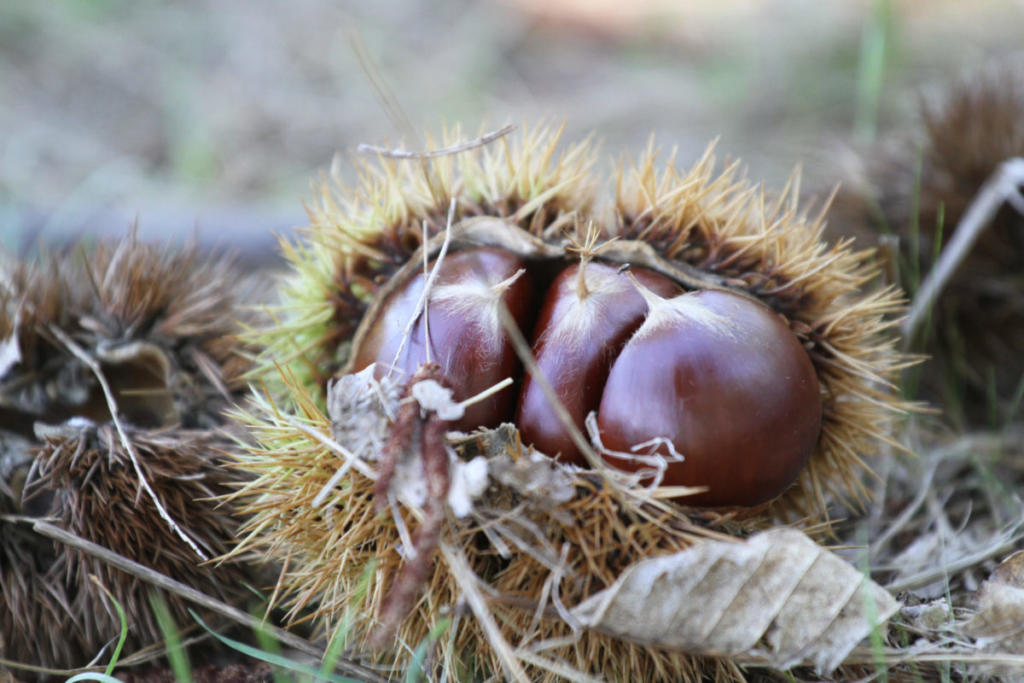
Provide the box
[229,127,912,679]
[616,143,915,515]
[251,124,597,401]
[227,382,754,682]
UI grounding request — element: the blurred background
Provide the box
[1,0,1022,261]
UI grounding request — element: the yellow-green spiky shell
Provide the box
[253,124,597,399]
[615,143,913,514]
[232,126,912,680]
[228,387,755,682]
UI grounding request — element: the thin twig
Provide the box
[358,125,516,160]
[48,324,209,561]
[370,373,452,648]
[495,304,600,469]
[548,543,580,631]
[31,520,386,683]
[903,157,1024,340]
[347,28,418,143]
[312,455,359,509]
[279,411,377,481]
[869,460,938,557]
[439,540,530,683]
[0,633,212,677]
[885,528,1022,593]
[513,649,603,683]
[422,220,433,364]
[388,198,455,380]
[457,377,513,410]
[840,646,1024,668]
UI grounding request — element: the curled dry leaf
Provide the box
[451,423,576,507]
[488,450,576,506]
[965,549,1024,654]
[570,527,900,674]
[327,364,399,459]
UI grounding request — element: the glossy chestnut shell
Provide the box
[516,261,680,465]
[597,289,822,507]
[350,244,823,507]
[351,247,533,431]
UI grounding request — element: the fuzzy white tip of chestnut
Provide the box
[428,267,526,348]
[629,275,740,342]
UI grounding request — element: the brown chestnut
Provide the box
[516,262,680,465]
[351,247,533,431]
[597,288,822,507]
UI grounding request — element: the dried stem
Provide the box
[358,124,516,159]
[388,198,455,380]
[47,324,209,561]
[372,366,427,512]
[439,540,531,683]
[369,363,453,648]
[370,393,451,647]
[903,157,1024,339]
[30,520,386,683]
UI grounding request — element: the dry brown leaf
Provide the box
[965,549,1024,654]
[571,527,899,674]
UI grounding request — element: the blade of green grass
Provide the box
[66,674,124,683]
[901,144,929,402]
[325,558,378,676]
[189,610,361,683]
[404,617,451,683]
[857,529,889,683]
[854,0,892,142]
[149,591,193,683]
[250,607,289,683]
[321,618,351,681]
[1004,372,1024,425]
[907,145,924,293]
[89,575,128,676]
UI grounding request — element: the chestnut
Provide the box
[351,247,533,431]
[516,262,680,465]
[597,288,822,507]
